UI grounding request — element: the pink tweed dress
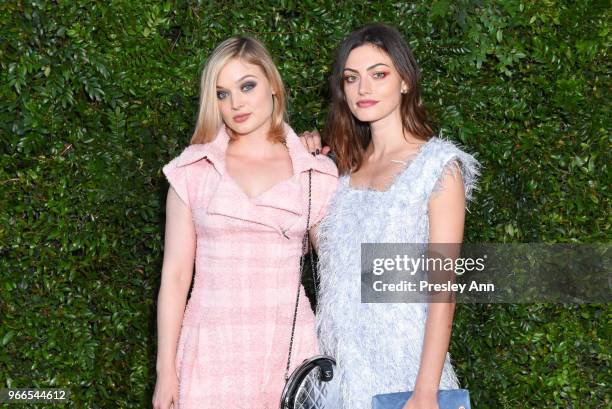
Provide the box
[162,123,338,409]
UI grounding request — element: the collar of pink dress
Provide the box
[174,123,337,230]
[174,123,336,176]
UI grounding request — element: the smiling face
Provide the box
[342,43,407,124]
[216,58,275,136]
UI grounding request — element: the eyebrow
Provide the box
[216,74,258,89]
[237,74,257,82]
[343,63,391,73]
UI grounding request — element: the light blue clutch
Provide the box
[372,389,471,409]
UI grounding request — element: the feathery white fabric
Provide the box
[316,136,481,408]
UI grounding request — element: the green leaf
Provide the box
[2,331,15,346]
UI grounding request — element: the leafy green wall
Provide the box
[1,0,609,407]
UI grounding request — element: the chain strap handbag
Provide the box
[279,169,337,409]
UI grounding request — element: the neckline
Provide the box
[346,137,436,193]
[223,140,297,202]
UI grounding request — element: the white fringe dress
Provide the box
[315,136,481,408]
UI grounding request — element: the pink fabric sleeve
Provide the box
[311,171,339,227]
[162,160,190,209]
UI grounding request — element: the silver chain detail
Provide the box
[284,169,314,381]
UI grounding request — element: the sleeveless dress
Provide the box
[315,136,480,409]
[162,124,338,409]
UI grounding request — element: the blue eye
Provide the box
[216,90,228,100]
[343,75,357,83]
[241,81,256,92]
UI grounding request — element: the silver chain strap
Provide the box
[284,169,315,381]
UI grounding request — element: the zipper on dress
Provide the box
[280,227,290,239]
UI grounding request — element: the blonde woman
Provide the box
[152,37,338,409]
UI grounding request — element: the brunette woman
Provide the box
[302,24,480,409]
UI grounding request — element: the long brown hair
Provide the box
[190,36,286,144]
[324,23,435,174]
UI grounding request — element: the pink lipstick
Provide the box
[356,100,379,108]
[233,113,251,123]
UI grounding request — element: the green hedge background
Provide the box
[1,0,609,407]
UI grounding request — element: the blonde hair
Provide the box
[190,36,286,145]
